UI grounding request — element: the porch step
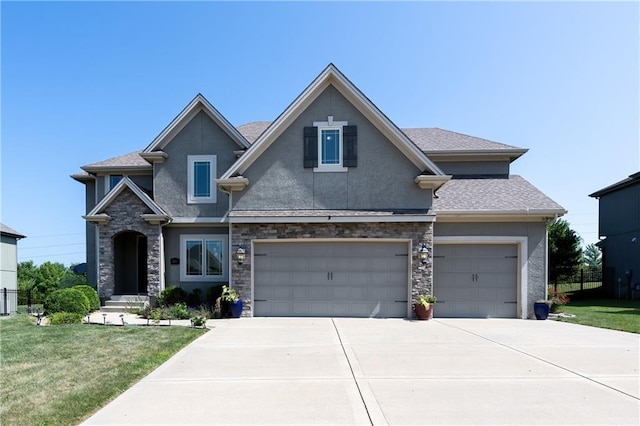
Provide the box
[101,295,149,313]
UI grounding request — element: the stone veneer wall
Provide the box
[97,189,162,300]
[231,222,434,317]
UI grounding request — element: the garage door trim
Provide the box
[251,238,414,317]
[433,236,528,319]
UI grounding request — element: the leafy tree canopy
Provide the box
[17,261,88,294]
[549,219,583,283]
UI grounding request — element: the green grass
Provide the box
[0,314,208,426]
[553,298,640,334]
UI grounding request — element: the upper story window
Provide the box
[105,175,123,194]
[187,155,217,204]
[304,117,357,172]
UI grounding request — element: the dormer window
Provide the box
[304,117,357,172]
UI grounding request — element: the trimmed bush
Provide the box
[45,288,90,315]
[159,286,187,307]
[72,285,100,311]
[49,312,83,325]
[169,302,190,319]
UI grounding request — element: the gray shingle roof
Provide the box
[236,121,271,144]
[0,223,26,239]
[236,122,525,153]
[432,176,566,214]
[82,151,151,171]
[401,128,523,152]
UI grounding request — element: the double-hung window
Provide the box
[180,234,228,281]
[187,155,217,203]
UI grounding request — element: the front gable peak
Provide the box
[220,64,445,181]
[142,94,250,158]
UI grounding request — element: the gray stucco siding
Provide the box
[433,221,548,318]
[154,110,239,217]
[233,85,432,211]
[163,225,230,295]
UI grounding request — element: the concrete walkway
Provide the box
[82,318,639,425]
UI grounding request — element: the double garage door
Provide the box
[254,241,409,317]
[252,241,519,318]
[433,244,518,318]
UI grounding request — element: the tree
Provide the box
[17,261,38,291]
[548,219,583,283]
[582,243,602,269]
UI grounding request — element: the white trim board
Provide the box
[433,236,529,319]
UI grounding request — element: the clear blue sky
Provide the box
[2,1,639,266]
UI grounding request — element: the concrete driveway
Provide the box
[83,318,639,425]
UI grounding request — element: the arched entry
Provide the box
[114,231,148,295]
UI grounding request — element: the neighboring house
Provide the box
[589,172,640,299]
[72,64,565,319]
[1,223,26,314]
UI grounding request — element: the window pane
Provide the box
[205,240,223,276]
[321,129,340,165]
[193,161,210,197]
[109,175,122,189]
[186,240,203,275]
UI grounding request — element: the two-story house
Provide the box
[590,172,640,299]
[72,64,565,318]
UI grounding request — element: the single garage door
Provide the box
[433,244,518,318]
[254,241,409,317]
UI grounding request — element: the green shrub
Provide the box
[169,302,190,319]
[158,286,187,307]
[72,285,100,311]
[49,312,83,324]
[45,288,90,315]
[187,288,202,307]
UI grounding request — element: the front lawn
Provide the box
[553,298,640,334]
[0,314,208,426]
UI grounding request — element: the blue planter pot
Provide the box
[229,300,243,318]
[534,302,550,320]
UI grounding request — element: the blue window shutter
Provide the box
[343,125,357,167]
[303,126,318,168]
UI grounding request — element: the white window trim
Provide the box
[313,116,348,173]
[187,155,217,204]
[180,234,228,282]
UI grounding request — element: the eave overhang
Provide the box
[425,149,528,163]
[140,151,168,164]
[216,177,249,193]
[434,208,567,223]
[80,165,153,174]
[71,173,95,183]
[414,175,452,191]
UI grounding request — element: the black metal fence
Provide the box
[550,267,603,294]
[1,288,48,315]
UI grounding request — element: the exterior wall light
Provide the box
[418,244,429,265]
[236,246,245,265]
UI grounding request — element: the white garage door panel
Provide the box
[434,244,518,318]
[254,241,409,317]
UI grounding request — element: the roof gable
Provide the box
[85,177,167,218]
[221,64,445,179]
[144,94,250,153]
